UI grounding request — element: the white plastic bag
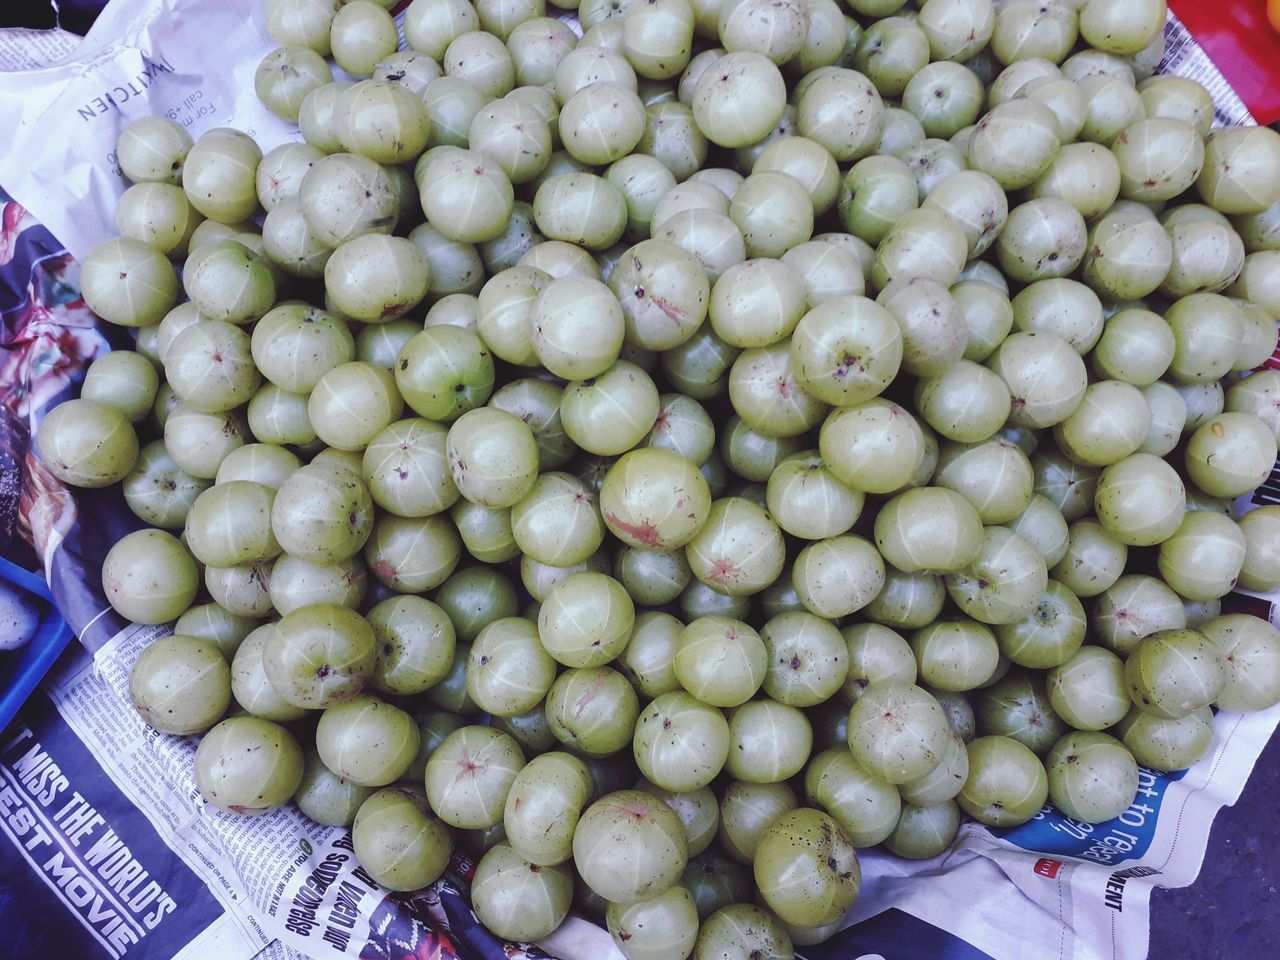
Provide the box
[0,0,297,261]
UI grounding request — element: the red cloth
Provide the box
[1171,0,1280,123]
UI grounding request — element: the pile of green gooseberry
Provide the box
[33,0,1280,954]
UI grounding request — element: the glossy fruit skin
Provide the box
[766,452,864,542]
[710,257,806,348]
[308,361,405,452]
[396,326,495,423]
[957,735,1049,828]
[753,808,861,927]
[503,751,592,866]
[1009,495,1070,569]
[692,903,793,960]
[215,443,300,491]
[362,418,459,518]
[1046,731,1139,824]
[363,512,461,593]
[682,850,752,921]
[674,615,766,707]
[616,610,682,698]
[117,115,193,184]
[878,277,968,375]
[83,349,160,423]
[912,619,1001,693]
[425,725,525,829]
[759,611,848,707]
[185,481,280,568]
[899,728,970,806]
[934,437,1035,526]
[1186,413,1278,499]
[633,691,731,791]
[994,580,1087,670]
[194,717,304,815]
[793,534,886,620]
[1198,126,1280,215]
[183,128,263,223]
[37,399,140,489]
[315,694,420,787]
[366,594,455,695]
[874,486,983,574]
[250,303,354,393]
[533,172,627,250]
[300,151,398,246]
[465,615,554,716]
[1047,646,1131,731]
[1051,520,1127,598]
[639,778,719,856]
[203,558,273,618]
[1166,293,1244,385]
[230,624,306,722]
[974,670,1067,757]
[123,440,210,529]
[803,745,901,847]
[1156,510,1247,602]
[182,245,276,327]
[987,332,1087,429]
[81,237,180,327]
[946,527,1048,626]
[538,571,636,668]
[616,544,694,606]
[269,553,365,616]
[352,785,453,891]
[472,842,573,941]
[433,565,517,641]
[1092,573,1189,659]
[545,666,640,756]
[1201,614,1280,712]
[562,360,663,456]
[407,709,469,782]
[294,751,374,828]
[103,529,200,625]
[819,398,926,495]
[129,635,231,734]
[847,682,950,785]
[174,602,259,661]
[607,884,701,960]
[717,779,799,864]
[1093,453,1186,547]
[691,52,787,149]
[840,623,918,702]
[573,789,689,903]
[271,462,375,564]
[1054,380,1151,467]
[1115,705,1216,773]
[262,603,376,708]
[685,496,786,596]
[884,798,962,859]
[1124,628,1227,719]
[447,407,541,508]
[600,447,713,550]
